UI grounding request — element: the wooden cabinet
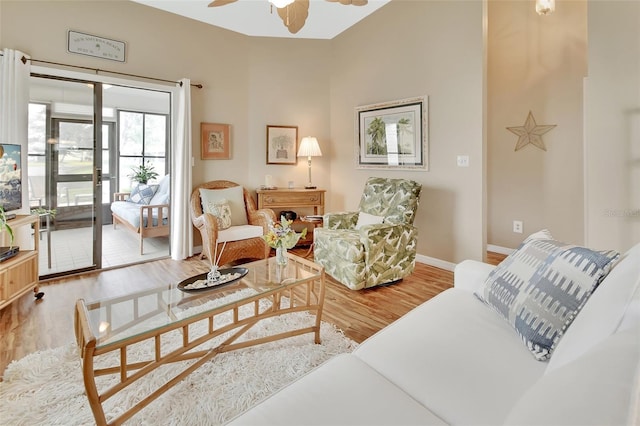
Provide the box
[0,215,39,310]
[256,188,325,216]
[256,188,326,246]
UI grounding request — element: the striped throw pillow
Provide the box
[478,233,620,361]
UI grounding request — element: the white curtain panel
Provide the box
[171,78,193,260]
[0,49,30,220]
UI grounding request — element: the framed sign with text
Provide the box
[67,30,126,63]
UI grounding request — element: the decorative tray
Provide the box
[178,267,249,293]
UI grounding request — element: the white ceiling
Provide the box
[132,0,391,39]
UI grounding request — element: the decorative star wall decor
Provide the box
[506,111,557,151]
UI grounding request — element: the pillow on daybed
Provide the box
[199,186,248,226]
[128,184,159,205]
[150,174,170,205]
[477,230,620,361]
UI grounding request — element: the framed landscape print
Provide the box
[201,122,231,159]
[266,125,298,165]
[355,96,428,170]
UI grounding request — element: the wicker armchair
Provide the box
[190,180,276,267]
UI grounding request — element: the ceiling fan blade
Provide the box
[325,0,368,5]
[277,0,309,34]
[208,0,238,7]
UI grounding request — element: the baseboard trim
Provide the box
[487,244,515,256]
[415,254,456,272]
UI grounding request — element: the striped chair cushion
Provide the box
[478,233,620,361]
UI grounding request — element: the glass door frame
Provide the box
[30,74,104,276]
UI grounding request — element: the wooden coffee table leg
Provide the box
[75,300,108,425]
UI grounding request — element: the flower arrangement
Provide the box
[263,215,307,250]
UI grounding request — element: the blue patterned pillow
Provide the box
[128,184,159,205]
[478,234,620,361]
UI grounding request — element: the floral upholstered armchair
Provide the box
[313,177,422,290]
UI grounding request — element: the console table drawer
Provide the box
[256,188,325,216]
[261,192,322,206]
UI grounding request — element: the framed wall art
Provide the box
[201,122,231,160]
[266,125,298,165]
[355,96,428,170]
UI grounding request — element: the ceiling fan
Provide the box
[208,0,368,34]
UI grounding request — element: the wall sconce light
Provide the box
[297,136,322,189]
[536,0,555,15]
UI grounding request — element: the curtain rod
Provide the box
[15,55,203,89]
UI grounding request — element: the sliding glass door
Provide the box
[28,74,171,278]
[28,77,101,276]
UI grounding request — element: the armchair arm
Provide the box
[192,212,221,261]
[248,208,277,233]
[324,211,358,230]
[113,192,130,202]
[358,222,419,285]
[454,260,496,294]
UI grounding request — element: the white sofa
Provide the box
[229,241,640,425]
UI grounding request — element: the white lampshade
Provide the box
[269,0,295,8]
[535,0,555,15]
[297,137,322,157]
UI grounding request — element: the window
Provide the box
[118,111,168,191]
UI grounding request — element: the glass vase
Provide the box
[276,246,288,266]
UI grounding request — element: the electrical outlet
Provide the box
[456,155,470,167]
[513,220,523,234]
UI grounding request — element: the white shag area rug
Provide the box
[0,289,357,425]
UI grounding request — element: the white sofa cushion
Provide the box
[477,235,620,360]
[546,242,640,373]
[504,326,640,426]
[229,354,447,425]
[354,289,547,425]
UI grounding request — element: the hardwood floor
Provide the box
[0,250,505,378]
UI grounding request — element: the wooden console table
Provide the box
[256,188,325,216]
[256,188,325,246]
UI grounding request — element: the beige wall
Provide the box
[243,37,331,193]
[585,0,640,253]
[329,0,486,263]
[487,0,587,249]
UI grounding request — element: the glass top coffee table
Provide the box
[74,253,325,426]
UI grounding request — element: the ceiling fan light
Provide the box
[535,0,555,15]
[269,0,294,8]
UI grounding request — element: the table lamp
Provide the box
[297,137,322,189]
